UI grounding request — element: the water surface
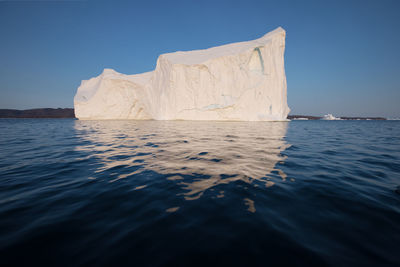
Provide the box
[0,119,399,266]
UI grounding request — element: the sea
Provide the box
[0,119,399,266]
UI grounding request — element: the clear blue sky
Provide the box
[0,0,399,117]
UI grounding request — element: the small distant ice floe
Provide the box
[293,117,308,120]
[321,114,341,120]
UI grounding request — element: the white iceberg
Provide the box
[322,114,341,120]
[74,27,290,121]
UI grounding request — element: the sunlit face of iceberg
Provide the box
[74,121,289,202]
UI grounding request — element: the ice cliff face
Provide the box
[74,27,290,121]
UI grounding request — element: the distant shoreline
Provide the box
[0,108,75,118]
[0,109,388,120]
[287,115,387,121]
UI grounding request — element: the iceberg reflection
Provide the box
[74,120,289,202]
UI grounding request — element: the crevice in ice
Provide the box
[255,47,265,73]
[248,47,265,75]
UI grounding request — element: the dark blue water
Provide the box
[0,119,399,266]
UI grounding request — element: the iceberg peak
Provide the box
[101,68,119,76]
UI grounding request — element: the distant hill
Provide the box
[0,108,75,118]
[339,116,386,120]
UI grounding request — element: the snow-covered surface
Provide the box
[322,114,341,120]
[74,27,290,121]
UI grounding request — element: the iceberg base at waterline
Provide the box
[74,27,290,121]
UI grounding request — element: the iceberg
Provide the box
[322,114,341,120]
[74,27,290,121]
